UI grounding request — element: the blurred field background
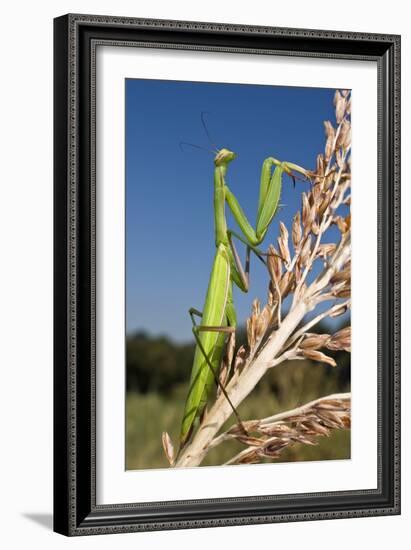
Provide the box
[126,322,350,470]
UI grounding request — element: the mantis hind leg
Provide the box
[189,307,235,334]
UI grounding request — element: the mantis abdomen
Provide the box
[180,243,232,444]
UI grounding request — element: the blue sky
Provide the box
[125,79,346,342]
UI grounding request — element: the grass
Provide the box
[126,360,350,470]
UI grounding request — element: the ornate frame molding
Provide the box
[54,14,400,536]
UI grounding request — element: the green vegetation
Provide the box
[126,325,350,470]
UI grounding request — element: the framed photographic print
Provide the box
[53,14,401,536]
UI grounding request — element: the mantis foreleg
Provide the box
[224,160,308,246]
[227,230,285,293]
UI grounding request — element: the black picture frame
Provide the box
[53,13,401,536]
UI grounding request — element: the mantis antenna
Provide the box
[178,141,216,154]
[200,111,219,152]
[179,112,220,155]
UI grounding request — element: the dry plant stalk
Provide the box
[215,393,350,465]
[165,90,352,468]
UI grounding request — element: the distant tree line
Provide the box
[126,331,194,394]
[126,322,350,396]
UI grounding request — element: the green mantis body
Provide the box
[180,148,306,447]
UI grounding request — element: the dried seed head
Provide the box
[262,437,290,454]
[324,170,336,191]
[261,302,272,325]
[330,281,346,294]
[267,286,276,307]
[333,285,351,298]
[327,326,351,352]
[334,90,347,123]
[268,281,277,304]
[329,302,350,317]
[302,192,310,230]
[228,420,260,436]
[259,448,281,459]
[311,182,322,203]
[304,420,331,437]
[335,149,345,169]
[333,215,349,234]
[330,266,351,285]
[231,394,351,463]
[343,122,351,150]
[294,262,302,284]
[259,424,294,437]
[255,304,271,340]
[324,120,336,160]
[316,243,336,259]
[278,271,295,298]
[316,154,325,178]
[292,211,302,250]
[246,316,256,349]
[308,203,317,234]
[217,333,236,396]
[267,244,282,283]
[293,434,318,446]
[336,118,351,149]
[314,400,348,411]
[236,435,265,447]
[233,345,248,373]
[247,299,266,347]
[317,410,345,429]
[301,348,337,367]
[161,432,175,466]
[333,90,340,105]
[311,220,320,235]
[318,192,331,218]
[300,235,312,266]
[324,120,335,140]
[331,183,350,211]
[300,333,331,350]
[237,449,260,464]
[335,326,350,339]
[278,222,291,265]
[252,298,260,317]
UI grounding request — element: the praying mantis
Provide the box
[179,143,308,448]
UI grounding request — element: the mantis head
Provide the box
[214,148,236,167]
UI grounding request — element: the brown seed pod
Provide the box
[329,303,350,317]
[334,90,347,123]
[324,120,336,160]
[301,348,337,367]
[161,432,175,466]
[278,222,291,265]
[300,333,331,350]
[292,210,302,250]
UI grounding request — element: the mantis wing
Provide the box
[180,243,231,445]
